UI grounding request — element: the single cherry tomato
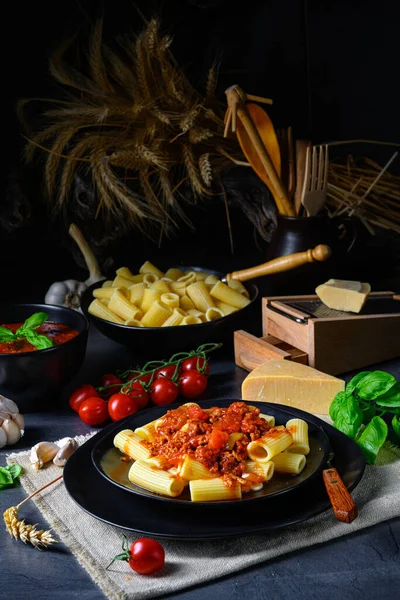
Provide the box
[128,538,165,574]
[209,428,229,451]
[124,381,149,410]
[99,374,123,398]
[108,393,138,422]
[150,378,179,406]
[181,356,210,375]
[127,371,153,385]
[69,385,99,412]
[187,405,209,421]
[156,365,178,380]
[179,370,208,398]
[78,397,109,426]
[108,536,165,575]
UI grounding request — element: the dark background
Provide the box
[1,0,400,303]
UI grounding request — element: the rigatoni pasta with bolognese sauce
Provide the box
[88,260,251,328]
[113,401,310,502]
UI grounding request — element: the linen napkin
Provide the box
[6,434,400,600]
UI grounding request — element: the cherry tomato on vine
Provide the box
[108,536,165,575]
[128,538,165,574]
[156,365,178,380]
[69,385,99,412]
[124,381,149,410]
[78,397,109,426]
[150,378,179,406]
[127,371,153,385]
[99,374,123,398]
[179,370,208,399]
[181,356,210,375]
[108,393,138,422]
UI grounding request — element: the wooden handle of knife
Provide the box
[322,468,358,524]
[226,244,331,283]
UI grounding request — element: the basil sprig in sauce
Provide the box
[0,312,55,350]
[330,370,400,464]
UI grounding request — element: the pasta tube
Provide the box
[170,281,187,297]
[259,413,276,427]
[113,430,152,461]
[139,261,164,278]
[181,315,202,325]
[162,308,186,327]
[128,460,185,497]
[215,301,238,316]
[245,460,274,481]
[134,420,158,441]
[180,295,195,310]
[150,280,171,294]
[101,280,113,288]
[88,299,124,324]
[160,293,180,310]
[247,429,293,463]
[228,279,250,298]
[271,452,306,475]
[179,455,215,480]
[143,273,159,285]
[187,309,206,321]
[128,282,146,306]
[109,290,144,321]
[187,281,215,312]
[204,274,219,285]
[113,275,135,289]
[141,288,162,313]
[194,271,209,281]
[205,307,224,321]
[177,271,197,285]
[116,267,144,282]
[210,281,250,309]
[93,287,128,300]
[141,300,172,327]
[189,478,242,502]
[165,268,184,281]
[124,319,144,327]
[286,419,310,455]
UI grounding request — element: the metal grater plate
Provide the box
[285,296,400,320]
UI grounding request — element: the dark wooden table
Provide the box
[1,328,399,600]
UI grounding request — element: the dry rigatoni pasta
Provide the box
[108,290,143,321]
[141,300,172,327]
[187,281,215,312]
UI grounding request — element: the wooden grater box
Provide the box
[234,292,400,375]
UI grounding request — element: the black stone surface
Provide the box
[0,328,399,600]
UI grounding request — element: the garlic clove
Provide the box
[53,439,79,467]
[0,411,10,426]
[0,427,7,449]
[2,419,22,446]
[10,413,25,437]
[56,437,74,448]
[30,442,59,470]
[0,395,20,414]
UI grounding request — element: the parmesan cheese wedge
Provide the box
[241,360,345,415]
[316,279,371,313]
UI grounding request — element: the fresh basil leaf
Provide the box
[357,416,388,464]
[346,371,371,396]
[332,394,363,439]
[6,464,22,480]
[392,415,400,439]
[0,326,16,342]
[375,383,400,408]
[25,331,54,350]
[0,467,13,486]
[329,391,348,421]
[355,371,397,400]
[16,311,49,334]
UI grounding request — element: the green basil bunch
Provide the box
[330,370,400,464]
[0,312,55,350]
[0,464,22,490]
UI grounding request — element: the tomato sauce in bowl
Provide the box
[0,322,79,354]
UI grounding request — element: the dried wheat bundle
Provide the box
[19,18,241,240]
[327,153,400,234]
[4,506,58,549]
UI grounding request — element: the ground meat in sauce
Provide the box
[147,402,272,485]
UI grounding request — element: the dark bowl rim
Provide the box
[0,302,89,357]
[81,279,259,332]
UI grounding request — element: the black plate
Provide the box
[91,400,330,504]
[64,403,365,539]
[80,266,258,355]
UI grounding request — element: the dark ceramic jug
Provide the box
[260,214,358,295]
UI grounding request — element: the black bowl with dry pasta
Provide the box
[80,265,258,354]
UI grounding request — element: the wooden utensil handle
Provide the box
[322,468,358,524]
[226,245,331,282]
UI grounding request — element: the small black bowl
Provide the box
[0,304,89,412]
[80,267,258,356]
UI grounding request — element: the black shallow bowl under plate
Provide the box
[63,403,366,539]
[80,267,258,354]
[91,400,329,505]
[0,304,88,412]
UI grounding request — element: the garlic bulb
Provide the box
[45,224,104,311]
[0,396,25,448]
